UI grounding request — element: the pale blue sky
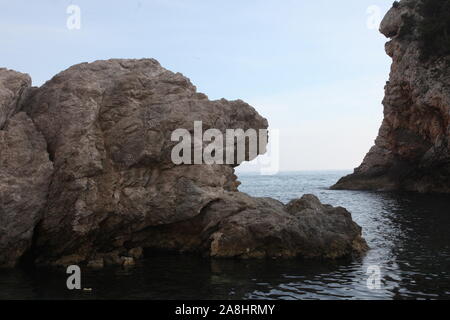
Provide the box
[0,0,393,171]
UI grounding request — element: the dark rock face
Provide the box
[333,0,450,193]
[1,59,367,268]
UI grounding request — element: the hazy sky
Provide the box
[0,0,393,171]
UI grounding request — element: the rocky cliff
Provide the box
[0,59,367,268]
[0,70,53,267]
[333,0,450,193]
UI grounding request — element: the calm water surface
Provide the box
[1,171,449,300]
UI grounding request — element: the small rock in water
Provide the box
[87,259,104,269]
[122,257,135,267]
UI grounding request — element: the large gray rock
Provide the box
[206,194,367,259]
[333,0,450,193]
[137,193,367,260]
[1,59,367,267]
[23,59,269,265]
[0,69,53,267]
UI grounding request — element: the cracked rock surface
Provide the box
[0,70,53,267]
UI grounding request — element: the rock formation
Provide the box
[333,0,450,193]
[0,70,53,267]
[1,59,367,268]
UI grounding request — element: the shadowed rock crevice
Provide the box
[1,59,367,268]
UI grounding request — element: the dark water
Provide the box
[1,171,449,300]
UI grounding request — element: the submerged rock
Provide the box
[0,60,367,268]
[333,0,450,193]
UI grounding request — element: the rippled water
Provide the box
[1,171,449,300]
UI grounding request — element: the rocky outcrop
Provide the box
[333,0,450,193]
[139,193,366,260]
[0,70,53,267]
[1,59,367,268]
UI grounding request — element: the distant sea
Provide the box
[1,171,449,300]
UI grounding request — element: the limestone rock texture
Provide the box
[0,70,53,267]
[0,68,31,129]
[1,59,367,268]
[333,0,450,193]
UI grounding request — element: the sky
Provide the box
[0,0,393,172]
